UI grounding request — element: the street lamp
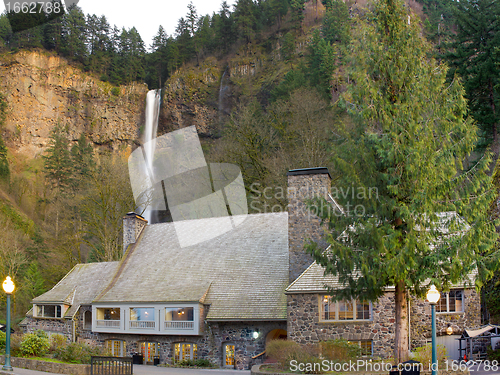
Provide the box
[2,276,15,371]
[426,285,440,375]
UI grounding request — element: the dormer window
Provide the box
[35,305,62,318]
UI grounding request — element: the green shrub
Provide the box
[413,344,448,368]
[111,87,120,96]
[49,333,67,353]
[177,359,195,366]
[55,342,104,364]
[266,340,320,371]
[20,333,50,357]
[487,346,500,361]
[194,358,212,367]
[10,334,23,357]
[0,331,5,351]
[319,339,361,361]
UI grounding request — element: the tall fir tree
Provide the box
[43,125,73,193]
[447,0,500,158]
[307,0,499,363]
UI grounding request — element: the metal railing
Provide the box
[90,356,133,375]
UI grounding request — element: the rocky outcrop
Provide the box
[0,50,148,156]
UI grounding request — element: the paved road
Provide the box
[134,365,250,375]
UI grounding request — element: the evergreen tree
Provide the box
[71,133,95,184]
[234,0,257,44]
[60,5,87,62]
[43,125,73,193]
[447,0,500,157]
[307,0,499,363]
[0,94,8,182]
[290,0,306,32]
[322,0,350,46]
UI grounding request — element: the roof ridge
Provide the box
[93,227,148,302]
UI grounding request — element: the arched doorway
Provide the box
[266,329,287,343]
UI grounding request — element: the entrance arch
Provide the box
[266,329,287,343]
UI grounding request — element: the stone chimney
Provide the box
[287,167,331,283]
[123,212,148,254]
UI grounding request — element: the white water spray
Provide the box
[142,89,161,223]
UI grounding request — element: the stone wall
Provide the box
[122,213,148,254]
[288,289,481,358]
[287,292,396,358]
[93,320,286,370]
[287,171,331,283]
[21,316,73,341]
[0,355,89,375]
[410,289,481,348]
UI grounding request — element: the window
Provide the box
[174,343,197,362]
[165,307,194,330]
[35,305,62,318]
[141,342,159,363]
[106,340,126,357]
[130,308,155,329]
[349,340,373,356]
[96,308,121,328]
[83,311,92,330]
[224,344,235,367]
[437,290,464,313]
[321,296,371,321]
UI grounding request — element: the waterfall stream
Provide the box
[142,89,161,223]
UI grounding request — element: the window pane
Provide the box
[165,307,194,321]
[356,301,370,320]
[44,305,56,318]
[193,344,197,360]
[449,290,463,312]
[360,340,372,356]
[37,305,43,317]
[174,343,180,362]
[56,305,62,318]
[338,300,354,320]
[130,308,155,321]
[436,293,447,313]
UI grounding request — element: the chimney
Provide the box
[287,167,331,283]
[123,212,148,254]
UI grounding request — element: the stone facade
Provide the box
[21,316,73,341]
[288,170,331,283]
[410,289,481,348]
[287,289,481,359]
[287,292,396,358]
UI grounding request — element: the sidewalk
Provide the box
[0,368,61,375]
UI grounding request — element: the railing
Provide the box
[91,356,132,375]
[96,320,120,328]
[129,321,155,329]
[164,321,194,330]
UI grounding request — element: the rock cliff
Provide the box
[0,50,148,156]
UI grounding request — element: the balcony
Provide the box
[96,320,120,328]
[129,321,156,329]
[164,321,194,330]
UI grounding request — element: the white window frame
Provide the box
[106,339,126,357]
[436,289,464,314]
[34,304,63,318]
[174,342,198,362]
[320,296,372,322]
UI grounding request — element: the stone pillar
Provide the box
[122,212,148,254]
[287,168,331,283]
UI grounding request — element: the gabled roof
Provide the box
[93,212,289,321]
[286,261,477,294]
[32,262,120,318]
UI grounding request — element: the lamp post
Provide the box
[2,276,15,371]
[426,285,440,375]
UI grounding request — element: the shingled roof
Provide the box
[32,262,120,318]
[93,212,289,321]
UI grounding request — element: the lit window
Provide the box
[436,290,464,313]
[35,305,62,318]
[321,296,371,321]
[130,308,155,321]
[106,340,126,357]
[348,340,372,356]
[165,307,195,330]
[174,343,197,362]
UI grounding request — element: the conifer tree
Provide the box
[43,125,73,193]
[447,0,500,157]
[307,0,499,363]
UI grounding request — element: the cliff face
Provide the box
[0,50,148,156]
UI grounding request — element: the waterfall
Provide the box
[142,89,161,223]
[218,67,230,118]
